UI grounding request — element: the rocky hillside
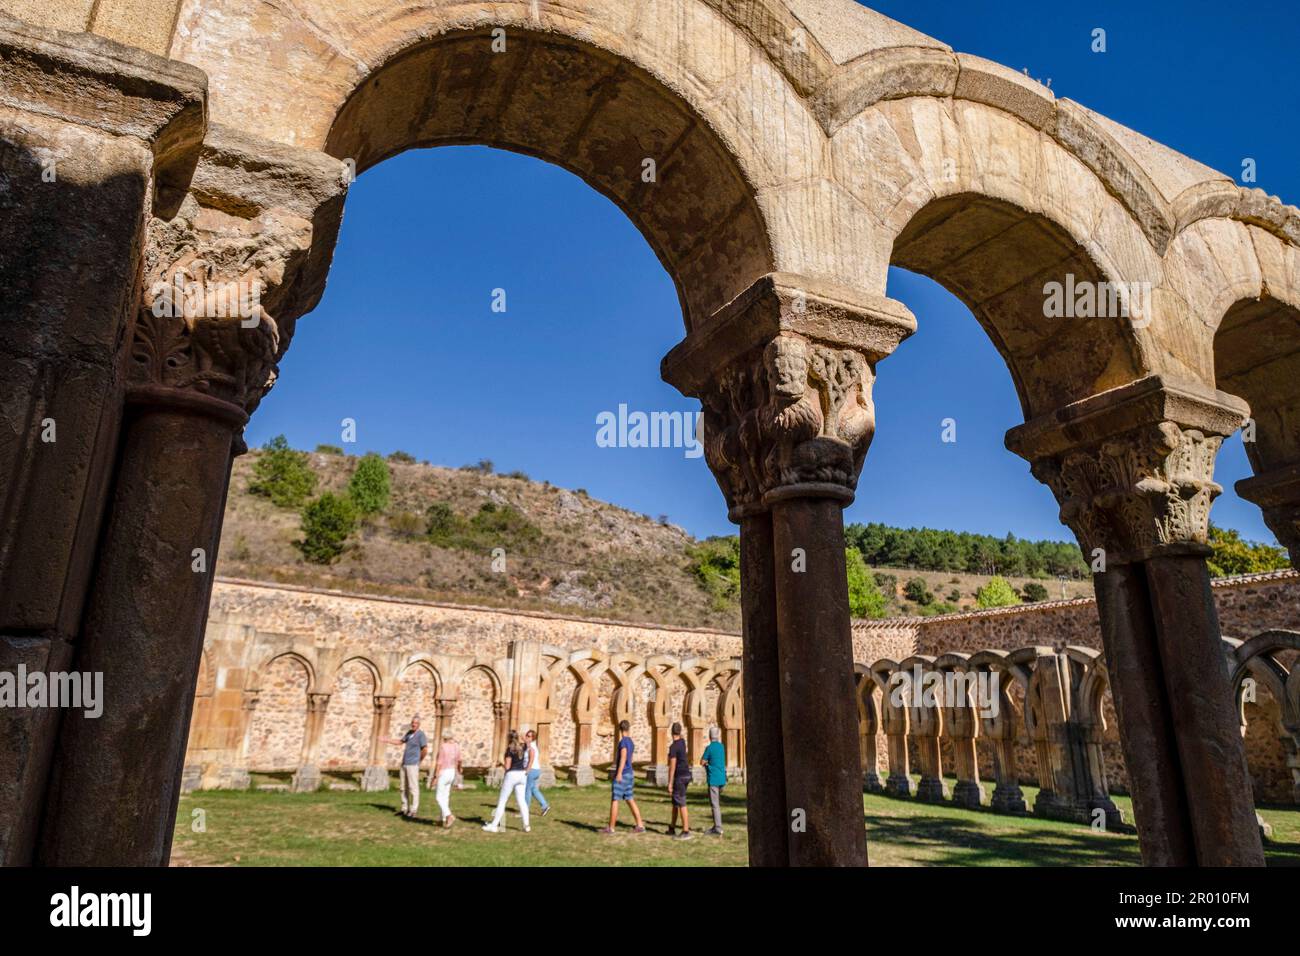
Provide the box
[216,449,741,629]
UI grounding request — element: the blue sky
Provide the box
[247,0,1300,543]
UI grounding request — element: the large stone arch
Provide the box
[7,0,1297,867]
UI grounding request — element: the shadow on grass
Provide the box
[863,812,1142,867]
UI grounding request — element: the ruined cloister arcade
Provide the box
[3,0,1300,868]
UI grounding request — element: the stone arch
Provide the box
[453,664,502,769]
[320,23,776,330]
[246,649,318,696]
[392,660,440,760]
[319,657,378,771]
[245,652,313,773]
[887,190,1146,419]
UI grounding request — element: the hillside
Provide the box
[217,449,741,629]
[215,447,1098,628]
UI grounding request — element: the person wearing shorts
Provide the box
[600,720,644,834]
[666,722,692,840]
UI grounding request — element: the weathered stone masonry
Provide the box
[5,0,1300,867]
[185,573,1300,812]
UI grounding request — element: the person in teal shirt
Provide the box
[700,726,727,835]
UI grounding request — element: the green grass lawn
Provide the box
[171,776,1300,867]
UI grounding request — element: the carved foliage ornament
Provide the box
[700,331,876,517]
[1032,422,1223,561]
[130,198,314,415]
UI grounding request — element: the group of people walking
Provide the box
[386,716,728,837]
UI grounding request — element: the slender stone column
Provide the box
[770,495,868,865]
[876,675,912,797]
[859,680,883,793]
[684,690,708,785]
[292,693,331,792]
[362,695,396,791]
[645,687,671,786]
[663,273,915,867]
[940,663,984,809]
[902,667,948,803]
[737,513,788,865]
[487,700,510,786]
[1010,376,1265,865]
[1145,555,1264,864]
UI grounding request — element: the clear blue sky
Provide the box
[247,0,1300,544]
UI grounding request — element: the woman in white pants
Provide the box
[433,729,462,828]
[483,730,531,833]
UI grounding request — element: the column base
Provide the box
[212,767,251,791]
[567,766,595,786]
[644,764,668,786]
[862,771,883,794]
[690,766,705,785]
[885,773,912,797]
[990,785,1027,814]
[360,766,390,792]
[538,768,556,787]
[291,766,322,793]
[727,767,746,784]
[951,780,985,809]
[1257,812,1273,842]
[180,765,203,795]
[485,768,504,788]
[1034,791,1125,829]
[916,776,949,803]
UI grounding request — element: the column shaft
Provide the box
[37,396,240,865]
[737,513,788,867]
[770,497,867,867]
[1144,555,1266,865]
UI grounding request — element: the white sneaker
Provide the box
[524,826,531,833]
[482,823,500,832]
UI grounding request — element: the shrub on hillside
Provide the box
[387,450,416,464]
[388,511,423,539]
[347,453,391,516]
[425,501,542,551]
[903,577,934,605]
[248,435,317,508]
[315,444,344,455]
[296,493,357,564]
[847,548,887,619]
[1022,581,1050,603]
[975,576,1021,609]
[686,537,741,608]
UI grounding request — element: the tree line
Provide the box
[845,522,1088,579]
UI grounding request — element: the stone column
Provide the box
[487,700,510,787]
[362,695,396,792]
[874,667,912,797]
[0,15,206,866]
[737,512,787,863]
[644,683,671,786]
[213,689,260,791]
[568,679,596,785]
[901,660,948,804]
[684,688,708,785]
[292,693,331,792]
[1009,376,1265,865]
[940,663,985,809]
[425,697,457,788]
[973,665,1026,814]
[858,679,883,793]
[720,675,745,782]
[662,273,915,867]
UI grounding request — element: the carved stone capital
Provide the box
[662,273,915,520]
[1007,376,1249,563]
[128,125,348,426]
[1236,463,1300,569]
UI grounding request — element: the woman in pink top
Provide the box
[433,730,462,828]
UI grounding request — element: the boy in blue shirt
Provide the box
[599,720,645,834]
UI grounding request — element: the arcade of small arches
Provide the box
[181,611,1300,836]
[4,0,1300,868]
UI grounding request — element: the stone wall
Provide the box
[185,572,1298,805]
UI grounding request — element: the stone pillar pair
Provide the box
[28,116,345,863]
[361,695,397,791]
[1008,376,1265,866]
[568,678,597,785]
[663,274,915,867]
